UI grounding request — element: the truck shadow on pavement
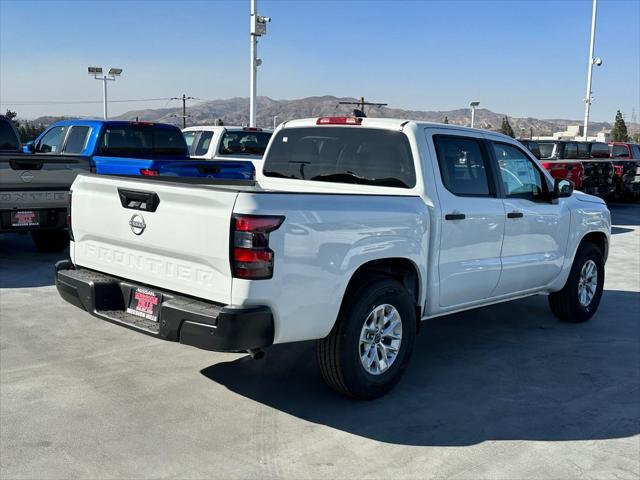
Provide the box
[0,234,66,288]
[202,290,640,446]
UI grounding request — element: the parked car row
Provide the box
[518,138,640,200]
[0,116,273,251]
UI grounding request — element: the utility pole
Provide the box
[583,0,602,141]
[338,96,387,116]
[171,94,195,128]
[249,0,271,127]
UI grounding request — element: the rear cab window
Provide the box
[589,143,610,158]
[219,130,272,157]
[0,117,20,150]
[263,127,416,188]
[99,124,188,157]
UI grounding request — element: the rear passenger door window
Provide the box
[63,126,90,154]
[433,135,493,196]
[563,142,578,158]
[36,126,67,153]
[194,131,213,156]
[493,142,546,201]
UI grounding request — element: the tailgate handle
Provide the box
[197,165,221,175]
[9,159,44,170]
[118,189,160,212]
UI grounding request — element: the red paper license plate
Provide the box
[126,287,162,322]
[11,210,40,227]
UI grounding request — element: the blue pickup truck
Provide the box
[24,120,254,179]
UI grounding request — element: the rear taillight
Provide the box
[231,214,284,280]
[140,168,159,176]
[541,162,551,170]
[67,191,74,240]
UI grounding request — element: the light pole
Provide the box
[88,67,122,119]
[273,115,278,129]
[583,0,602,141]
[469,101,480,128]
[249,0,271,127]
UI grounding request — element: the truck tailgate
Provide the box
[0,153,89,209]
[70,174,239,304]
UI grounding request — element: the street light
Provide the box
[249,0,271,127]
[583,0,602,140]
[469,101,480,128]
[273,115,278,129]
[88,66,123,119]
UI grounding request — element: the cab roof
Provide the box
[281,116,515,141]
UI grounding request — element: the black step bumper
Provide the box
[55,260,274,352]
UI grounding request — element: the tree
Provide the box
[499,116,515,138]
[443,116,449,124]
[4,109,19,126]
[610,110,629,142]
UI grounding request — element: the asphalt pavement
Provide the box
[1,203,639,480]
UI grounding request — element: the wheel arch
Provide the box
[341,257,423,332]
[579,231,608,261]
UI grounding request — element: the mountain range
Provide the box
[28,96,636,136]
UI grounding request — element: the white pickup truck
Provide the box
[56,117,610,399]
[182,125,273,170]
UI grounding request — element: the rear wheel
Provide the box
[317,276,416,399]
[549,243,604,323]
[31,229,69,253]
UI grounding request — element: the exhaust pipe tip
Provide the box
[247,348,265,360]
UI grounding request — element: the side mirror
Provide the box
[23,141,35,153]
[553,178,574,198]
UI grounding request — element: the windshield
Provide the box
[218,130,271,157]
[263,127,416,188]
[99,124,188,157]
[538,142,556,159]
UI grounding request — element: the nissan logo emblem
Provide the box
[20,171,34,183]
[129,214,146,235]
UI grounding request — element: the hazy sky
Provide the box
[1,0,638,122]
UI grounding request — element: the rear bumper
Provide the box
[54,261,274,352]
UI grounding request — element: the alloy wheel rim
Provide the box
[359,304,403,375]
[578,259,598,307]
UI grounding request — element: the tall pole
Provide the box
[182,94,187,129]
[470,106,475,128]
[249,0,258,127]
[583,0,597,141]
[102,77,108,120]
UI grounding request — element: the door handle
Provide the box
[445,213,466,220]
[507,211,524,219]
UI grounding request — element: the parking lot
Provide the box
[1,203,638,480]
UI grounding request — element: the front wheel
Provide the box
[316,276,416,400]
[549,243,605,323]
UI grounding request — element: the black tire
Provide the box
[31,229,69,253]
[548,242,604,323]
[317,276,417,400]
